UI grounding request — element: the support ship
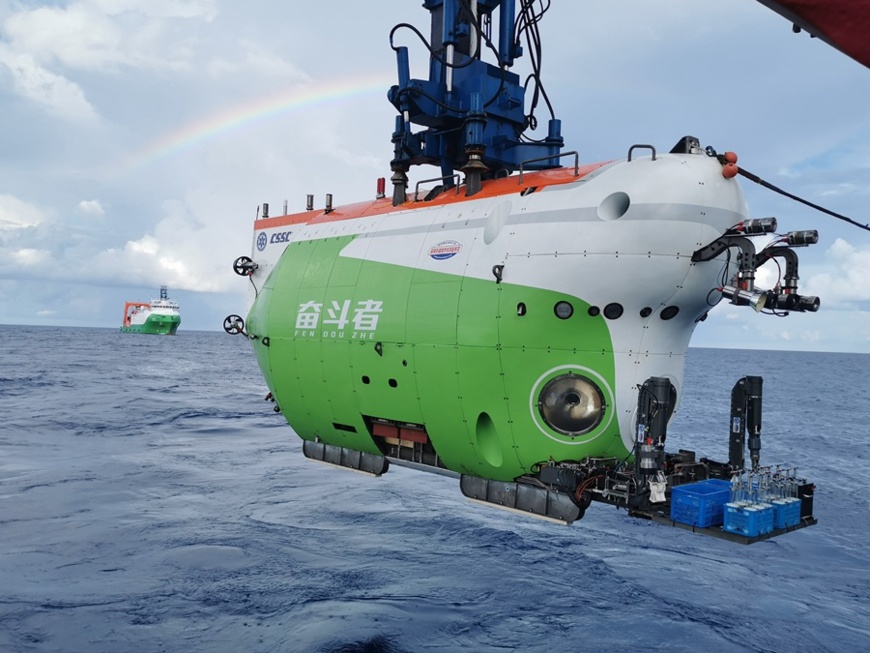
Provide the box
[121,286,181,335]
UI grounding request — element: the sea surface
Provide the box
[1,325,868,653]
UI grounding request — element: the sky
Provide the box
[0,0,868,352]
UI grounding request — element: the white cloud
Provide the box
[77,200,105,216]
[0,0,298,127]
[0,194,48,230]
[694,305,870,353]
[89,195,235,293]
[817,182,863,199]
[754,262,779,290]
[207,40,310,80]
[85,0,216,20]
[0,2,216,74]
[804,238,870,306]
[0,46,97,121]
[801,331,822,343]
[3,5,126,71]
[90,236,164,286]
[12,248,52,267]
[127,234,159,256]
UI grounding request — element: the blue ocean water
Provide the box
[1,325,868,653]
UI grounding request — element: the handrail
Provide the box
[627,144,657,162]
[518,151,579,184]
[414,174,462,201]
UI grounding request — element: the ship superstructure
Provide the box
[121,286,181,335]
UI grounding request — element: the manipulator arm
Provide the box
[692,219,821,313]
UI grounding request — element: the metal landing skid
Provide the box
[459,476,583,524]
[301,440,584,524]
[302,439,455,479]
[301,440,581,522]
[302,440,389,476]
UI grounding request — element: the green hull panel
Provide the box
[248,237,627,482]
[120,315,180,335]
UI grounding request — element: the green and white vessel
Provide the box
[120,286,180,335]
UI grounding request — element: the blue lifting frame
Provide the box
[387,0,564,203]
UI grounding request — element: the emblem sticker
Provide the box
[256,232,268,251]
[428,240,462,260]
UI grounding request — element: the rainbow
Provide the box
[118,73,393,175]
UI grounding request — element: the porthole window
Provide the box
[660,306,680,320]
[537,373,606,436]
[640,307,652,318]
[588,306,601,317]
[554,301,573,319]
[603,303,624,320]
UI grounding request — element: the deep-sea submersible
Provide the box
[222,0,870,543]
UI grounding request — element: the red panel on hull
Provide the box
[371,421,430,444]
[372,423,399,438]
[398,428,429,445]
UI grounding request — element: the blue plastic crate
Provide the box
[670,480,731,527]
[724,503,759,536]
[702,478,733,489]
[757,503,774,534]
[724,502,775,536]
[773,498,801,529]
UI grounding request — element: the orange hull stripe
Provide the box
[253,162,610,231]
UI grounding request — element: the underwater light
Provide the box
[720,285,768,310]
[765,292,821,312]
[738,218,777,234]
[786,230,819,246]
[721,286,820,313]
